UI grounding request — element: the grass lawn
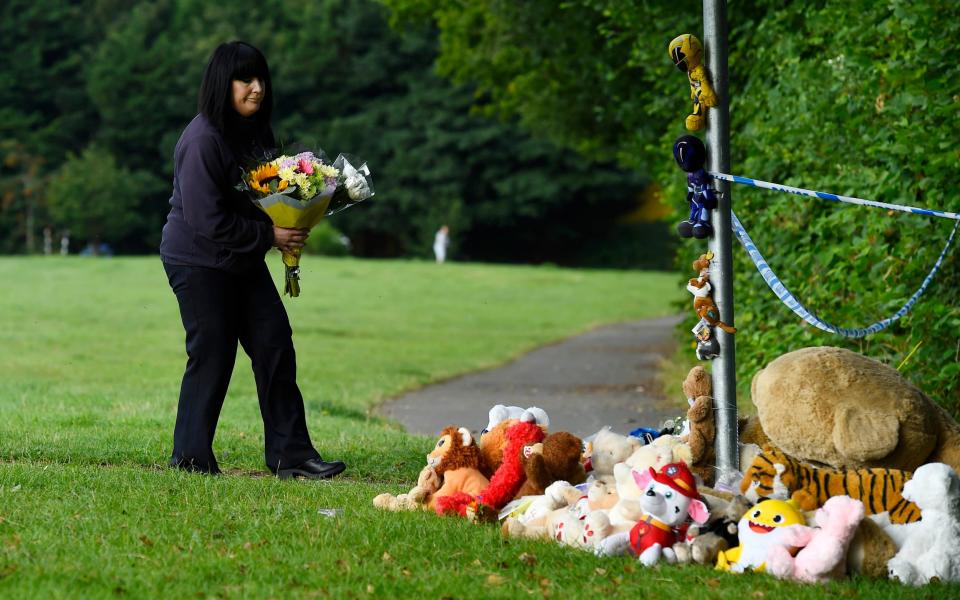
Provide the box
[0,255,951,598]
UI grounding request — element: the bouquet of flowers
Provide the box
[237,150,374,296]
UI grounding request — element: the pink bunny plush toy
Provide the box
[766,495,866,583]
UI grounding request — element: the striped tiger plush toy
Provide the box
[741,446,920,524]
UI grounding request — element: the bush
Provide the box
[45,146,161,252]
[304,220,350,256]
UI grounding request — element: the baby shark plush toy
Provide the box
[716,499,806,573]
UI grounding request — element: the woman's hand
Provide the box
[272,226,309,254]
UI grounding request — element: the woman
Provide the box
[159,41,345,479]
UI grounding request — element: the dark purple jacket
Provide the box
[160,114,274,272]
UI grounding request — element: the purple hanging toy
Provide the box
[673,135,717,239]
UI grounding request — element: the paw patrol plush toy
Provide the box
[595,462,710,566]
[673,135,717,239]
[668,34,718,131]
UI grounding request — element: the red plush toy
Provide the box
[435,419,545,520]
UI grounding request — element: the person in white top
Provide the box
[433,225,449,263]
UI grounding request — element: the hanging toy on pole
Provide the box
[692,318,720,360]
[673,135,717,239]
[668,34,718,131]
[687,251,736,360]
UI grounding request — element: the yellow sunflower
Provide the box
[247,163,288,194]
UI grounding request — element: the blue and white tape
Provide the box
[731,211,959,338]
[711,172,960,221]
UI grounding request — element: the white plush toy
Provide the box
[605,462,647,529]
[502,479,619,552]
[881,463,960,586]
[482,404,549,437]
[503,480,581,525]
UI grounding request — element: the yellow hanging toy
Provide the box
[668,34,718,131]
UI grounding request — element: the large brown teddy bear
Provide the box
[751,346,960,473]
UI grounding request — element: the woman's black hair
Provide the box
[197,41,274,152]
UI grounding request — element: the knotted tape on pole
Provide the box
[731,211,959,338]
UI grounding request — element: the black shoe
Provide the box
[169,456,221,475]
[272,458,346,480]
[692,222,714,239]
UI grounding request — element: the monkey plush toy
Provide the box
[687,251,736,334]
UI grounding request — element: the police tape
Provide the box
[711,172,960,221]
[731,211,959,338]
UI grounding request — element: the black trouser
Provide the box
[163,261,320,472]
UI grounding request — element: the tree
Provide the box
[0,0,112,253]
[379,0,960,408]
[257,0,660,265]
[46,147,160,254]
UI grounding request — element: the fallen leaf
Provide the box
[487,574,505,585]
[401,569,411,577]
[366,584,374,594]
[139,535,154,547]
[518,552,537,566]
[243,542,252,550]
[595,568,607,576]
[623,563,635,574]
[10,485,20,493]
[751,592,764,599]
[539,578,552,588]
[381,552,393,562]
[472,559,482,567]
[705,578,721,588]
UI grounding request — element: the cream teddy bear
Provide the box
[585,427,642,482]
[624,434,693,472]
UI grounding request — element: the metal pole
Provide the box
[703,0,739,473]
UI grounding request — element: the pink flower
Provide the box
[298,158,314,175]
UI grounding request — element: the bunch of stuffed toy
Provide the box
[373,405,587,523]
[373,347,960,587]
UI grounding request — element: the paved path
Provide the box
[379,315,685,439]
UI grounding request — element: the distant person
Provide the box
[433,224,449,263]
[59,230,70,256]
[79,242,114,257]
[158,41,345,479]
